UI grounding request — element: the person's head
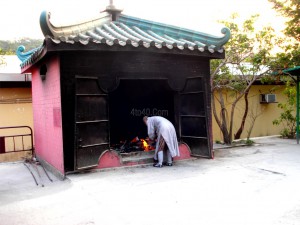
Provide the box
[143,116,148,125]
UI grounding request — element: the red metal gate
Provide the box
[0,126,34,155]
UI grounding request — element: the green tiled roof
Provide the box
[17,9,230,70]
[283,66,300,76]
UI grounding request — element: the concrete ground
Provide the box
[0,137,300,225]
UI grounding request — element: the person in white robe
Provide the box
[143,116,180,167]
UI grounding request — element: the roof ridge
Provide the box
[118,14,230,49]
[39,11,112,38]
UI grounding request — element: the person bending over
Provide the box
[143,116,180,167]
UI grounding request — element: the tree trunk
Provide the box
[218,90,231,144]
[221,123,231,144]
[234,90,249,139]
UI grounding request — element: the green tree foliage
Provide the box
[0,55,3,64]
[269,0,300,41]
[0,38,43,55]
[268,0,299,139]
[273,81,296,138]
[268,0,300,69]
[0,49,5,66]
[211,14,278,144]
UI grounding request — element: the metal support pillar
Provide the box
[297,76,299,144]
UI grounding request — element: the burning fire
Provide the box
[140,139,154,151]
[130,136,154,151]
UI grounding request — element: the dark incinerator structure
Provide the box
[17,4,230,176]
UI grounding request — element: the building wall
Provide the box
[31,56,64,174]
[212,84,286,142]
[60,52,214,171]
[0,88,33,162]
[0,78,289,164]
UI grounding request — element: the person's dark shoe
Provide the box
[153,163,163,168]
[166,163,173,166]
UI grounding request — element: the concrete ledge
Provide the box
[36,156,65,180]
[214,135,282,150]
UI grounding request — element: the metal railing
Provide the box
[0,126,34,155]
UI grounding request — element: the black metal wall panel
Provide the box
[76,122,109,146]
[76,78,104,94]
[180,77,212,157]
[74,76,109,169]
[180,93,205,116]
[76,145,108,169]
[183,77,204,92]
[181,116,207,137]
[76,96,108,121]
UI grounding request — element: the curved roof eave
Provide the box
[118,14,231,49]
[17,9,231,71]
[16,41,47,73]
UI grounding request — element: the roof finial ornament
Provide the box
[109,0,114,7]
[105,0,123,21]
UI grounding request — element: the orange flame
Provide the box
[140,139,154,151]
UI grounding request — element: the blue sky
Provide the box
[0,0,285,40]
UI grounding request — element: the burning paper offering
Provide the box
[131,136,155,151]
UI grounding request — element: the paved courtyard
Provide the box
[0,137,300,225]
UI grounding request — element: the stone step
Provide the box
[120,150,154,158]
[97,143,192,169]
[120,150,155,166]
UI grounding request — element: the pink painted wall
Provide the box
[31,56,64,174]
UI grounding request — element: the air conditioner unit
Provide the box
[260,94,276,103]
